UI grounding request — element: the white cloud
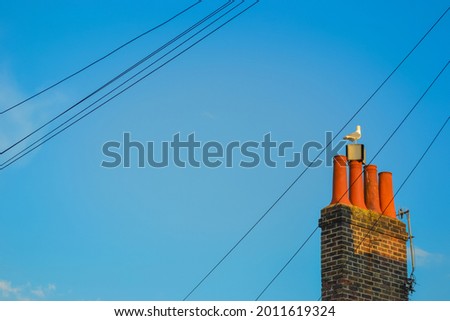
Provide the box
[0,72,70,154]
[0,76,37,151]
[0,280,20,298]
[30,289,45,298]
[410,247,445,267]
[31,284,56,299]
[202,111,217,120]
[0,279,56,300]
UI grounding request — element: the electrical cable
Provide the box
[0,1,257,170]
[0,0,233,155]
[182,6,450,300]
[0,1,202,114]
[255,226,319,301]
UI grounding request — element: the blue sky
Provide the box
[0,0,449,300]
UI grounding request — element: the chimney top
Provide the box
[329,154,397,219]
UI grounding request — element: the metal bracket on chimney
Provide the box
[398,208,416,294]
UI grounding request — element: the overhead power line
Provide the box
[0,0,202,115]
[256,60,449,300]
[0,0,258,170]
[0,0,234,155]
[182,5,450,301]
[255,226,319,301]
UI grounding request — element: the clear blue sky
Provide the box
[0,0,449,300]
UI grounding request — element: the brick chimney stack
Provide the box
[320,155,409,301]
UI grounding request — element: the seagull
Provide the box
[343,125,361,143]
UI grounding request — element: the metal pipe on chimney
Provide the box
[379,171,397,218]
[349,160,367,209]
[364,164,382,213]
[329,155,351,206]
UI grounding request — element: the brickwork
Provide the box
[319,204,408,301]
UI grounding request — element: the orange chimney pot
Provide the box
[379,171,396,218]
[330,155,351,206]
[364,164,382,213]
[349,160,367,209]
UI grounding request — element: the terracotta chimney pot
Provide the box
[330,155,351,206]
[349,160,367,209]
[364,164,382,213]
[379,171,396,218]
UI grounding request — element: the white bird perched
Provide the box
[343,125,361,143]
